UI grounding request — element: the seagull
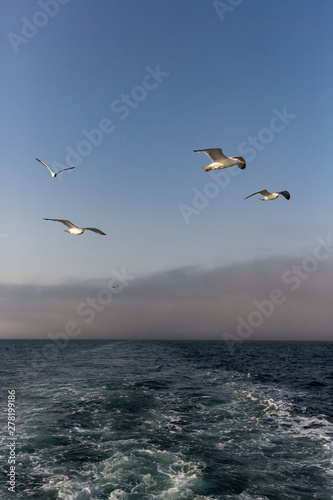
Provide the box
[112,284,119,289]
[36,158,75,178]
[43,219,106,235]
[245,189,290,201]
[194,148,246,172]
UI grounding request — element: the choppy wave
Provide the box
[0,340,332,499]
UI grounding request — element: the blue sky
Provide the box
[2,1,333,339]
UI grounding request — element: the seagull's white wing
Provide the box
[57,167,75,174]
[194,148,227,162]
[84,227,106,235]
[244,189,271,200]
[36,158,54,175]
[43,218,78,229]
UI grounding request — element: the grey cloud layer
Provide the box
[1,255,333,340]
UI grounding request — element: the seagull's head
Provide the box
[237,157,246,169]
[232,156,246,169]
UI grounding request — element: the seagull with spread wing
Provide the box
[36,158,75,178]
[194,148,246,172]
[245,189,290,201]
[43,219,106,235]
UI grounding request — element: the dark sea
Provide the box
[0,340,333,500]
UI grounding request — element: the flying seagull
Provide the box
[36,158,75,178]
[194,148,246,172]
[43,219,106,235]
[245,189,290,201]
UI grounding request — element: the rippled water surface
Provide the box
[0,340,332,499]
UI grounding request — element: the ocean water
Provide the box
[0,340,333,500]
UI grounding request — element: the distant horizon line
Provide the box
[0,338,332,343]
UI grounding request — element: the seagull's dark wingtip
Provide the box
[279,190,291,200]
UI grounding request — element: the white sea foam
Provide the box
[244,385,333,458]
[2,340,333,498]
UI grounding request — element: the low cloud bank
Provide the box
[1,253,333,340]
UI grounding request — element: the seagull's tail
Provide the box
[200,166,212,172]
